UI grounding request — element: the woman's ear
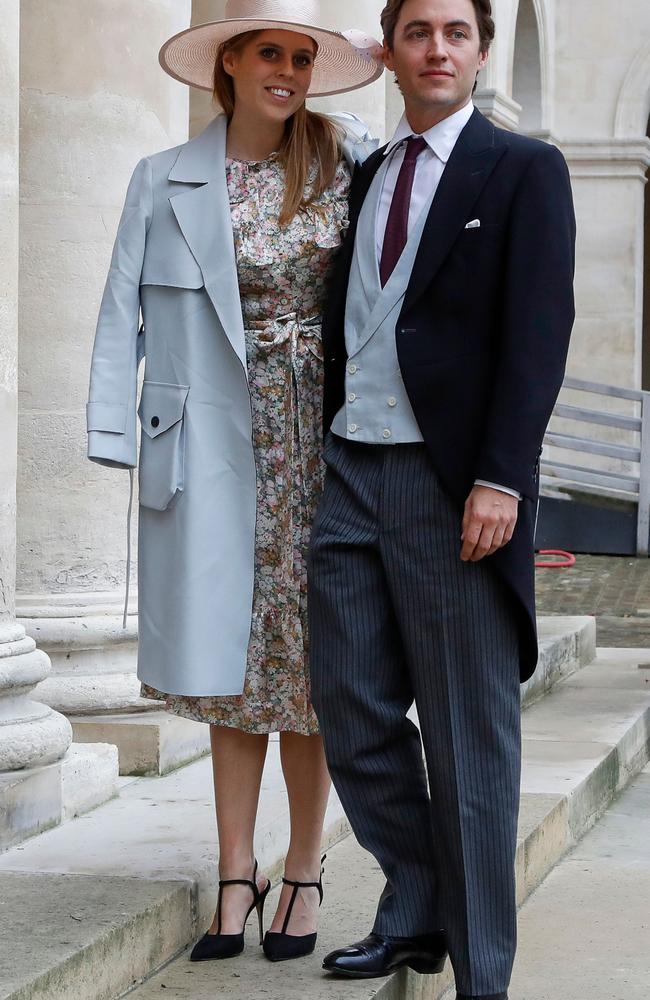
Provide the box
[222,50,236,78]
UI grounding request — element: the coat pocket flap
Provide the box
[138,381,189,439]
[87,401,128,434]
[141,251,204,289]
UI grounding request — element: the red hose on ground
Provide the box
[535,549,576,569]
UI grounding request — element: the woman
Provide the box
[87,0,381,966]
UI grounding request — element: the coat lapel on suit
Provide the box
[404,109,506,312]
[322,149,386,351]
[168,115,247,371]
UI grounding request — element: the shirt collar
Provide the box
[384,101,475,163]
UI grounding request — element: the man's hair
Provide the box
[381,0,495,54]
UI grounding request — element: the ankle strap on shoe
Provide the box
[217,860,261,900]
[281,854,327,908]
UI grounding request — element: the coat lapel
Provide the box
[168,115,247,371]
[322,149,386,351]
[404,109,506,312]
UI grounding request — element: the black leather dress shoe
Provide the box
[456,993,508,999]
[322,932,447,978]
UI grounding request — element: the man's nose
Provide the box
[427,32,449,59]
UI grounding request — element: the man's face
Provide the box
[384,0,488,121]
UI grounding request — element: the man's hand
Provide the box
[461,485,518,562]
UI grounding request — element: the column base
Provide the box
[0,621,73,770]
[18,600,141,714]
[0,742,118,852]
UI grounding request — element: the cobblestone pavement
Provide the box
[535,554,650,647]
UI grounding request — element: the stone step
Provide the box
[0,618,600,1000]
[523,614,596,706]
[0,873,192,1000]
[68,710,211,777]
[507,763,650,1000]
[0,733,349,1000]
[125,647,650,1000]
[0,743,118,853]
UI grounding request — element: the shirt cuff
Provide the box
[474,480,522,501]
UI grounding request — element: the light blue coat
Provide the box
[87,113,377,696]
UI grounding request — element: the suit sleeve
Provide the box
[87,157,153,469]
[474,143,576,500]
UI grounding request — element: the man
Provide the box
[308,2,576,998]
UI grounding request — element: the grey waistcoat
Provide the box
[331,157,436,444]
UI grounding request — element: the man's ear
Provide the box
[383,41,394,71]
[477,49,489,74]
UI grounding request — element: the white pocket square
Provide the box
[465,219,481,229]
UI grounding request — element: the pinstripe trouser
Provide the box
[308,435,521,997]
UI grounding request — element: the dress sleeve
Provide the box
[327,159,352,236]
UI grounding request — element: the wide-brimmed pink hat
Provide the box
[159,0,384,97]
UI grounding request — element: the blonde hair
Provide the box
[213,30,343,227]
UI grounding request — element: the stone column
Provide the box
[562,140,650,390]
[0,0,78,849]
[0,0,71,769]
[15,0,208,775]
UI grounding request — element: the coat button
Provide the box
[151,416,160,428]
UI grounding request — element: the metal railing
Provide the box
[541,376,650,557]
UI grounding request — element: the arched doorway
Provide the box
[512,0,543,132]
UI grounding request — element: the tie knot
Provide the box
[404,135,428,163]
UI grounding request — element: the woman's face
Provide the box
[223,29,317,124]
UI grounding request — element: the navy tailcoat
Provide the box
[321,108,577,681]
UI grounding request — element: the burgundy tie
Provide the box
[379,135,428,287]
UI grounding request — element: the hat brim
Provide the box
[159,18,384,97]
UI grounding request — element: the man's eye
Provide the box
[450,30,467,40]
[408,30,428,40]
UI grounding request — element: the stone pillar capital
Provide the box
[561,138,650,181]
[474,88,522,132]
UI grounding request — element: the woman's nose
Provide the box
[276,55,295,77]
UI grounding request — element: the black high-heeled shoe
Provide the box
[190,860,271,962]
[262,854,326,962]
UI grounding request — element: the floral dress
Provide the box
[141,154,351,735]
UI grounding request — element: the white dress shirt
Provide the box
[376,101,520,501]
[375,100,474,259]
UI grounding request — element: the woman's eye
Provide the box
[295,55,313,67]
[260,47,278,59]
